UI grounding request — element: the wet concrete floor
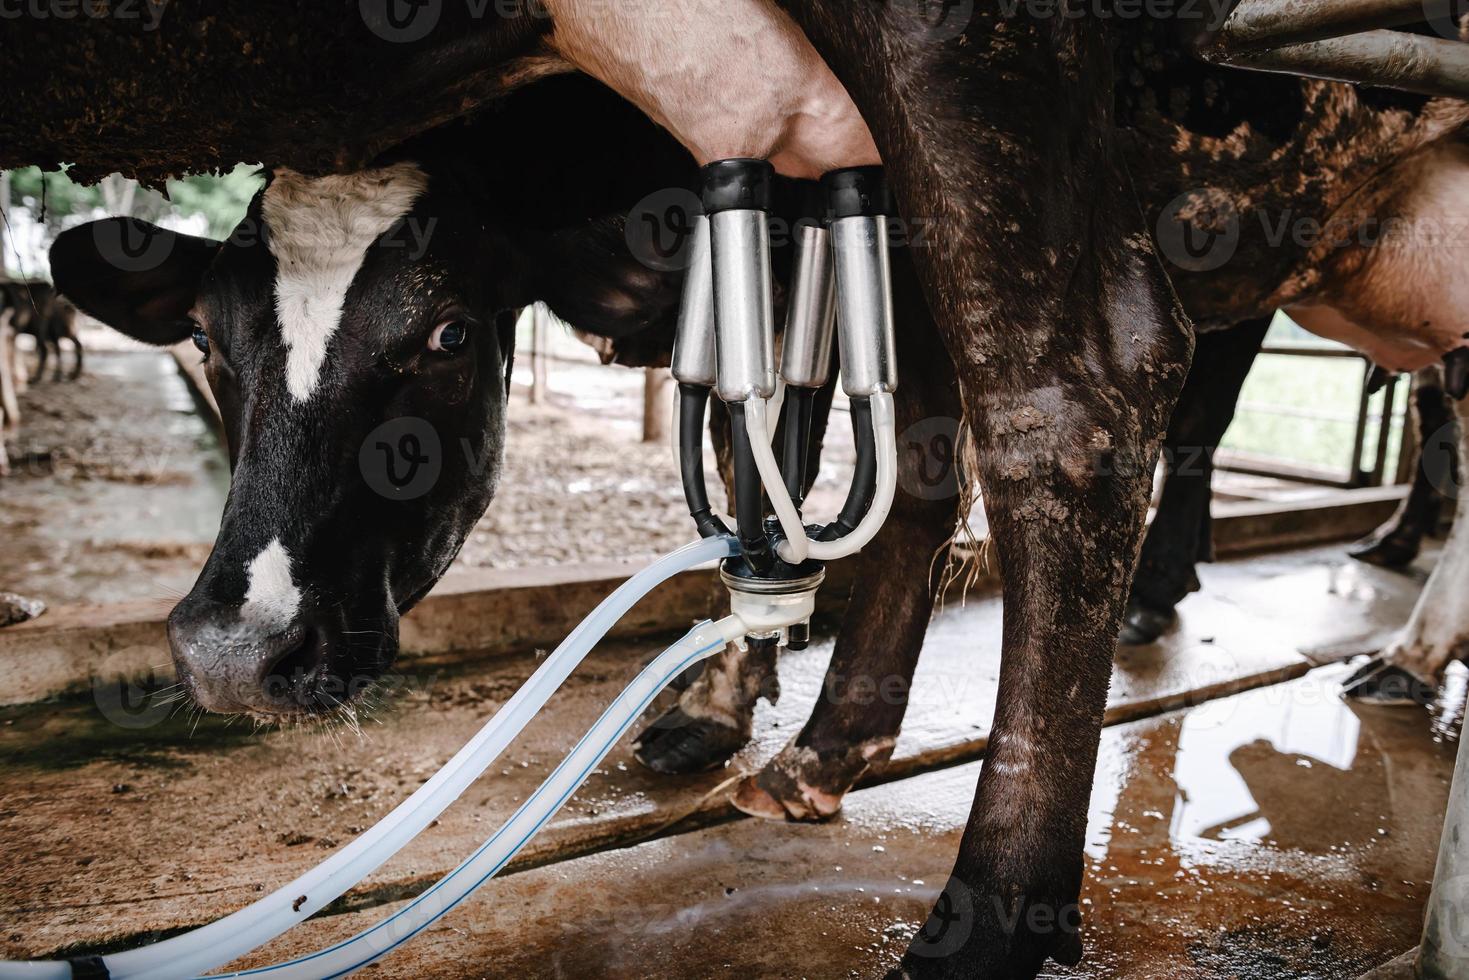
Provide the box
[0,348,227,605]
[0,541,1458,977]
[222,666,1461,979]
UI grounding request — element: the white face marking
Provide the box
[241,538,302,629]
[261,163,430,402]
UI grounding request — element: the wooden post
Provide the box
[642,368,671,444]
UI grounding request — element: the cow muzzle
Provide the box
[166,596,391,716]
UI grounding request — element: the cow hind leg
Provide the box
[1346,391,1469,705]
[30,333,47,384]
[0,312,19,435]
[1120,317,1269,644]
[1348,366,1452,569]
[68,334,83,381]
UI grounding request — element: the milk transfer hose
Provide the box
[0,535,738,980]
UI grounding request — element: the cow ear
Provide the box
[50,218,222,345]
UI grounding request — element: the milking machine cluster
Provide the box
[674,160,899,657]
[0,164,898,980]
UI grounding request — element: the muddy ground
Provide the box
[0,542,1458,978]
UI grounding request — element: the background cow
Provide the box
[0,280,82,383]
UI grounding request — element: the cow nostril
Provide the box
[259,626,326,707]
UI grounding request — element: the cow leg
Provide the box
[0,311,19,435]
[776,7,1190,977]
[0,313,12,477]
[1349,366,1452,569]
[49,336,63,382]
[68,334,84,381]
[1346,391,1469,704]
[31,331,47,384]
[733,255,960,820]
[1120,317,1269,644]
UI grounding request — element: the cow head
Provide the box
[53,161,526,717]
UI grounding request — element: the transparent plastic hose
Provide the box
[778,389,897,563]
[216,615,747,978]
[0,535,736,980]
[744,397,808,563]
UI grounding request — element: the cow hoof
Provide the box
[1341,658,1436,706]
[1347,529,1422,569]
[730,736,894,822]
[894,874,1083,980]
[1117,601,1175,645]
[632,705,748,774]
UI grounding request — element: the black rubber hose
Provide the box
[818,397,877,542]
[780,387,816,508]
[727,400,774,571]
[678,384,731,540]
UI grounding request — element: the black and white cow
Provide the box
[48,9,1469,980]
[0,280,82,383]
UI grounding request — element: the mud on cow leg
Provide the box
[633,638,780,774]
[1121,318,1269,644]
[775,5,1189,977]
[1349,365,1454,569]
[1347,391,1469,705]
[734,260,960,821]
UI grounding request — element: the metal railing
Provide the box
[1214,344,1405,489]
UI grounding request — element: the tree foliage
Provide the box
[5,163,262,241]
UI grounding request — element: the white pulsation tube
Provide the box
[220,615,749,978]
[744,397,808,563]
[777,389,897,564]
[0,535,737,980]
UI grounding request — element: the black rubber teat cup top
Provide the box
[701,158,774,214]
[822,165,894,220]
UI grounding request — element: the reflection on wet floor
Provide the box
[1064,663,1464,979]
[217,665,1464,979]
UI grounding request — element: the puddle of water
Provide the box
[1072,663,1464,978]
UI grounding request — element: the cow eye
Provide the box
[428,319,469,353]
[190,325,210,359]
